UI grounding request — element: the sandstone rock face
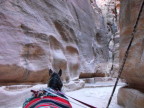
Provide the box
[96,0,120,77]
[0,0,109,84]
[118,87,144,108]
[118,0,144,107]
[120,0,144,91]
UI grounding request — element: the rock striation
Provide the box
[0,0,109,84]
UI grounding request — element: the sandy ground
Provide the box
[0,82,124,108]
[66,86,123,108]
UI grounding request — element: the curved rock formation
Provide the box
[0,0,109,84]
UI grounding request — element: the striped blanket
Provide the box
[23,88,72,108]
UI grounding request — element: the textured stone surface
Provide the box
[0,0,109,84]
[119,0,144,90]
[118,0,144,107]
[96,0,120,77]
[118,87,144,108]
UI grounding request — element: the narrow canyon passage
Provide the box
[0,0,144,108]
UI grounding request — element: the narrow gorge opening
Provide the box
[0,0,144,108]
[79,0,120,80]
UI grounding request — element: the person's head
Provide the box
[47,69,63,91]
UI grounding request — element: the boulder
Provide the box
[118,87,144,108]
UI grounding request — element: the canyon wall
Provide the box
[96,0,120,77]
[0,0,109,84]
[118,0,144,107]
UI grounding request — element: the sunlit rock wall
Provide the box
[0,0,109,84]
[118,0,144,107]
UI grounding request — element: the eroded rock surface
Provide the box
[95,0,120,77]
[119,0,144,91]
[118,0,144,107]
[0,0,109,84]
[118,87,144,108]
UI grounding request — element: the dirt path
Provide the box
[0,82,124,108]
